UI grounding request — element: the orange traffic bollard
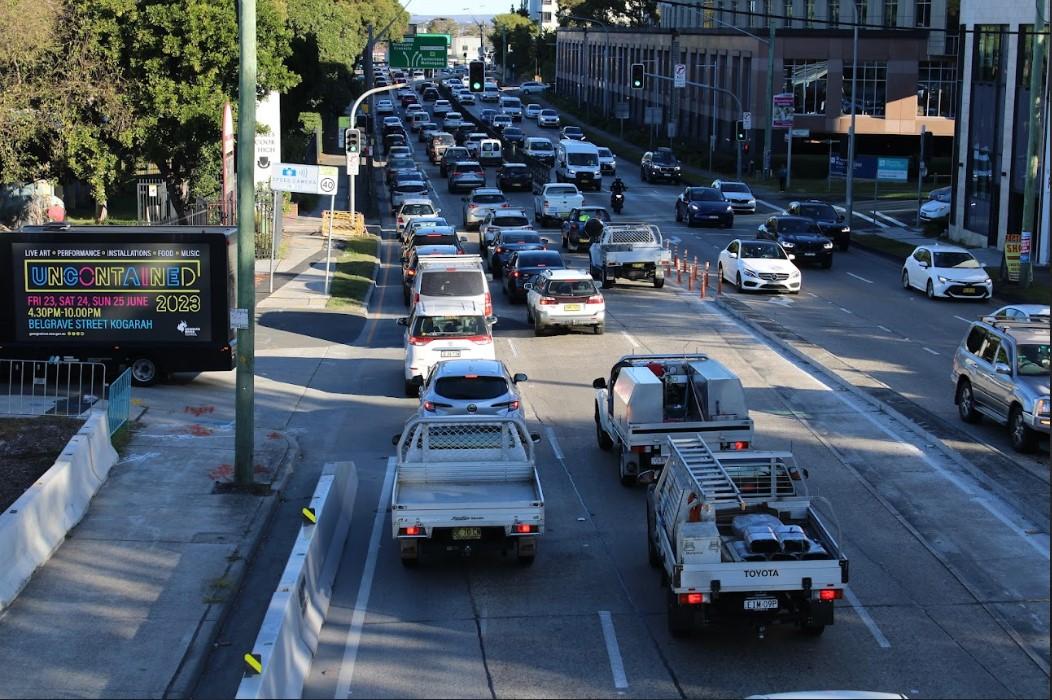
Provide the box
[677,261,683,284]
[716,268,723,296]
[687,265,693,291]
[701,261,710,299]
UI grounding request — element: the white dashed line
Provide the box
[598,611,629,689]
[844,588,892,649]
[839,307,853,314]
[953,315,973,324]
[877,324,893,333]
[506,338,519,357]
[847,272,874,284]
[922,346,940,356]
[621,330,640,347]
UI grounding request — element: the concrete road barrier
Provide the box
[236,461,358,700]
[0,411,119,611]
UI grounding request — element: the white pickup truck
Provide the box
[644,435,849,638]
[588,223,671,288]
[593,354,754,486]
[390,416,544,566]
[532,182,584,227]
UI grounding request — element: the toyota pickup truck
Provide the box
[588,222,670,288]
[390,416,544,566]
[532,182,584,227]
[644,435,848,639]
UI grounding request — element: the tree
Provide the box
[558,0,659,27]
[489,13,539,81]
[426,16,459,36]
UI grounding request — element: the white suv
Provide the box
[399,300,496,396]
[524,269,605,336]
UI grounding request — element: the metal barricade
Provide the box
[106,368,132,435]
[0,359,108,418]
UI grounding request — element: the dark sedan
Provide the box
[674,187,734,228]
[497,163,532,191]
[787,200,851,251]
[502,250,566,303]
[757,215,835,268]
[489,231,546,278]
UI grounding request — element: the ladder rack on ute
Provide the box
[666,436,746,510]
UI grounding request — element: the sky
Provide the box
[405,0,510,19]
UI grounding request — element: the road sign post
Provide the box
[674,63,686,88]
[270,163,340,292]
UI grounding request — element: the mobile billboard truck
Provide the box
[0,226,237,385]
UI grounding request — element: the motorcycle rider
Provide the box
[609,177,626,211]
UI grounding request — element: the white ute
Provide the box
[593,354,755,485]
[390,416,544,566]
[588,222,671,289]
[644,436,849,638]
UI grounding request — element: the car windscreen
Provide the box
[563,127,582,134]
[411,314,487,337]
[492,216,529,227]
[1016,343,1050,376]
[433,134,454,144]
[517,252,564,268]
[419,271,485,297]
[401,204,435,216]
[798,204,837,219]
[720,182,749,193]
[652,151,677,164]
[547,186,578,196]
[690,189,722,201]
[434,376,509,400]
[932,252,980,268]
[473,194,506,204]
[444,149,469,160]
[778,219,816,233]
[568,153,599,166]
[740,242,789,259]
[388,158,415,170]
[501,233,541,244]
[504,128,523,136]
[598,148,613,158]
[528,141,553,151]
[931,189,951,202]
[548,279,598,296]
[540,110,557,117]
[411,233,457,248]
[396,184,428,193]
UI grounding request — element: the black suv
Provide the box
[497,163,532,191]
[756,215,834,268]
[787,200,851,251]
[641,147,682,183]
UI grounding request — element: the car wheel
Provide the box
[404,379,418,398]
[675,207,682,223]
[653,277,665,289]
[901,269,911,290]
[1009,405,1039,453]
[561,234,568,250]
[926,279,936,299]
[736,272,745,292]
[533,321,547,337]
[594,323,605,335]
[130,357,160,387]
[956,381,981,424]
[718,264,725,284]
[686,213,695,227]
[601,268,614,289]
[595,406,613,450]
[667,589,692,638]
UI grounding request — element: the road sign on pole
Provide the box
[742,111,752,130]
[346,152,360,176]
[773,92,794,129]
[270,163,340,195]
[388,37,448,69]
[674,63,686,88]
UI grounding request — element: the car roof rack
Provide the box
[980,317,1051,331]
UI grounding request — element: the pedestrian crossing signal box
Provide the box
[631,63,645,90]
[469,61,485,92]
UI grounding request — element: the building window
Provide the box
[964,25,1006,243]
[784,59,828,114]
[917,61,956,118]
[541,11,552,21]
[914,0,930,27]
[841,60,886,116]
[853,0,867,24]
[805,0,817,26]
[828,0,840,26]
[784,0,794,27]
[883,0,897,26]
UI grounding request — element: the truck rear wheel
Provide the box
[601,268,614,289]
[667,590,693,638]
[619,452,636,487]
[130,357,159,387]
[594,406,613,451]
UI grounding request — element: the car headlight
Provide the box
[689,203,699,210]
[743,267,759,278]
[937,275,949,283]
[823,242,833,249]
[780,241,795,248]
[726,206,733,213]
[842,226,851,233]
[1035,398,1049,416]
[674,166,681,171]
[748,199,756,205]
[790,269,801,278]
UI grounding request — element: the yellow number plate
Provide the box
[452,527,481,540]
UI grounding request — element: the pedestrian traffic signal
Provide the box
[469,61,485,92]
[743,142,750,155]
[631,63,645,90]
[345,128,360,154]
[735,120,746,142]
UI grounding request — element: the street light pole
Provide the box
[1019,0,1047,286]
[845,0,860,230]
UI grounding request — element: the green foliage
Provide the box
[426,17,459,36]
[558,0,659,27]
[489,13,540,81]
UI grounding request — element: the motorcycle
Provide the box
[610,192,624,214]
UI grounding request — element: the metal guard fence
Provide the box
[0,359,131,436]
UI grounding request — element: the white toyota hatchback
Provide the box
[398,300,496,396]
[718,239,801,293]
[901,243,993,300]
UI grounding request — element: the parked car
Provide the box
[901,244,993,300]
[787,199,851,250]
[524,269,605,336]
[489,230,546,278]
[537,109,560,128]
[448,161,487,193]
[497,163,532,192]
[712,180,758,214]
[502,250,566,303]
[718,239,802,294]
[417,359,528,420]
[675,187,734,228]
[641,147,681,183]
[757,215,833,267]
[952,316,1050,452]
[919,186,952,229]
[462,187,509,232]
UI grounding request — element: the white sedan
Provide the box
[901,243,993,300]
[518,81,549,94]
[718,239,801,294]
[376,99,395,115]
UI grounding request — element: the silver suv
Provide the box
[418,359,527,420]
[952,317,1050,452]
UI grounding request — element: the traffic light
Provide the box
[743,142,750,155]
[735,120,746,142]
[469,61,485,92]
[345,128,360,154]
[919,129,931,161]
[631,63,645,90]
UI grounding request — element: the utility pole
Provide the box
[234,0,257,485]
[845,0,860,233]
[502,29,507,81]
[1019,0,1047,287]
[764,18,775,177]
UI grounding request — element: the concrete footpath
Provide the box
[0,223,339,698]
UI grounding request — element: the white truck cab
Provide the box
[555,139,602,191]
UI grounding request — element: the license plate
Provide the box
[632,263,646,268]
[803,252,816,256]
[963,286,975,293]
[564,304,582,311]
[744,597,779,611]
[452,527,481,540]
[440,350,461,358]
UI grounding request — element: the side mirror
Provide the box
[994,362,1012,375]
[396,317,408,326]
[919,262,930,268]
[728,252,738,259]
[592,377,607,389]
[513,373,528,383]
[636,470,658,485]
[523,283,533,291]
[530,432,542,444]
[787,253,796,261]
[391,434,401,445]
[837,213,845,222]
[486,316,498,325]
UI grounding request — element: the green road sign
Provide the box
[388,37,448,69]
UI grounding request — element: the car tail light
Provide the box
[484,292,492,316]
[406,269,416,276]
[539,297,556,305]
[495,246,504,254]
[511,271,521,278]
[513,524,538,534]
[409,336,431,346]
[587,295,603,304]
[413,292,419,304]
[467,335,492,345]
[817,589,843,602]
[400,526,424,536]
[678,592,706,605]
[423,401,436,411]
[501,202,510,207]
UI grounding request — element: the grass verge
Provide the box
[852,233,915,261]
[327,233,380,310]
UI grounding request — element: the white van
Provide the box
[555,139,602,191]
[478,138,503,166]
[499,96,524,121]
[411,255,492,319]
[408,111,428,131]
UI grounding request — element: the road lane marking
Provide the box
[844,588,892,649]
[954,315,972,324]
[847,272,874,284]
[874,210,909,227]
[922,346,939,356]
[839,307,853,314]
[544,426,590,519]
[755,198,785,213]
[621,330,640,347]
[506,338,519,357]
[545,426,565,460]
[877,325,893,333]
[598,611,629,689]
[335,459,396,699]
[832,205,888,229]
